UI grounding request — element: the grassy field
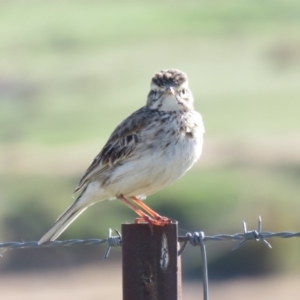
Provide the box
[0,0,300,278]
[1,1,300,143]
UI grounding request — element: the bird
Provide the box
[39,69,205,244]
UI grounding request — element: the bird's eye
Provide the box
[181,89,186,95]
[151,90,157,96]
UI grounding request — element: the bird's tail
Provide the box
[38,202,87,244]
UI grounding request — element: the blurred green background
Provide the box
[0,0,300,281]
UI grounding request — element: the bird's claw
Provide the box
[135,215,171,226]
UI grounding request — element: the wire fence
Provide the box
[1,216,300,300]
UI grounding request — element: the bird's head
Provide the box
[147,69,194,112]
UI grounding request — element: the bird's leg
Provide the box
[130,196,163,219]
[117,194,149,219]
[117,194,153,224]
[131,196,171,226]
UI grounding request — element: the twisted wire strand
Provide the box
[1,231,299,251]
[0,239,110,250]
[0,229,122,259]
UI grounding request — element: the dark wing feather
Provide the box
[74,107,154,193]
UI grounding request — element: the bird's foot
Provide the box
[135,215,172,226]
[135,215,173,235]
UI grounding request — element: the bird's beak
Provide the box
[165,86,175,95]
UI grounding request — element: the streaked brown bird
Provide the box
[39,69,204,244]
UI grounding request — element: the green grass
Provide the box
[1,1,299,47]
[0,0,300,144]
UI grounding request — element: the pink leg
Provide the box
[117,194,151,221]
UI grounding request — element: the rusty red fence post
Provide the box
[122,222,182,300]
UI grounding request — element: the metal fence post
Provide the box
[122,222,181,300]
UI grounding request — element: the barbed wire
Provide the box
[1,217,299,253]
[1,216,300,300]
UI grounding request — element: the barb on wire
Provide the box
[103,228,122,259]
[232,216,272,250]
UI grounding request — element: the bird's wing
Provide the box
[74,107,154,193]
